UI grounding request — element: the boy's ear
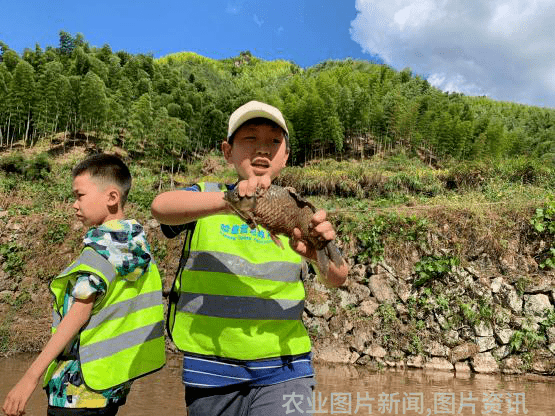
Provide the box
[106,187,121,208]
[222,140,232,161]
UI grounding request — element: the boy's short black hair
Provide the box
[227,117,290,151]
[72,153,132,206]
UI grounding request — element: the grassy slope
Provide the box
[0,136,553,355]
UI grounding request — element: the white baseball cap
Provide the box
[227,100,289,139]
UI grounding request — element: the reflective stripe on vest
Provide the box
[185,250,300,282]
[45,248,165,391]
[168,182,311,360]
[80,320,165,364]
[177,293,304,320]
[59,249,116,283]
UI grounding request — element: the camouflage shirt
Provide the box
[46,219,153,408]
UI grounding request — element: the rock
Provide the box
[470,352,499,373]
[364,344,387,358]
[374,261,395,276]
[351,326,373,352]
[495,328,514,345]
[306,301,329,317]
[547,327,555,344]
[368,274,396,303]
[454,362,472,374]
[495,284,523,314]
[339,290,358,309]
[349,351,360,364]
[490,277,504,293]
[492,305,511,325]
[304,316,329,334]
[355,355,373,366]
[406,355,424,368]
[424,357,453,372]
[0,210,8,218]
[474,322,493,337]
[501,356,524,374]
[435,312,450,330]
[425,341,449,357]
[395,282,412,303]
[548,344,555,355]
[328,315,344,333]
[350,264,367,283]
[525,276,554,293]
[146,219,159,229]
[347,282,371,303]
[343,320,354,334]
[523,294,553,316]
[315,344,352,364]
[492,345,511,360]
[448,343,480,363]
[475,336,496,352]
[359,299,379,316]
[394,302,408,317]
[444,330,460,345]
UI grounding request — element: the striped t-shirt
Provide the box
[162,183,315,387]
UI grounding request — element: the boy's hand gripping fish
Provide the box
[224,185,344,276]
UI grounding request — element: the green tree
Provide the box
[128,93,153,150]
[79,71,108,133]
[2,50,20,72]
[8,60,35,143]
[59,31,75,56]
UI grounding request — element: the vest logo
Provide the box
[220,223,273,244]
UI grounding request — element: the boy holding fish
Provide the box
[151,100,348,415]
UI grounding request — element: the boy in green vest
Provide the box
[151,101,349,415]
[3,153,165,416]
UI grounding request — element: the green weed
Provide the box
[44,222,70,244]
[509,329,545,353]
[413,255,460,287]
[530,198,555,268]
[0,243,24,276]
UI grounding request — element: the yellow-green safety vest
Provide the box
[167,182,311,361]
[44,247,166,391]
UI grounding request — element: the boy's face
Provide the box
[222,123,289,181]
[72,173,118,227]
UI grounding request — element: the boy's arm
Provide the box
[289,210,348,288]
[2,296,95,416]
[151,176,272,226]
[151,190,232,226]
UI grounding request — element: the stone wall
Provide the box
[304,236,555,376]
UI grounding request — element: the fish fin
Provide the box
[286,186,317,211]
[270,233,284,249]
[246,213,258,229]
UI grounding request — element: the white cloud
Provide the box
[350,0,555,108]
[253,14,264,27]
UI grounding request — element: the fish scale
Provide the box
[224,185,344,275]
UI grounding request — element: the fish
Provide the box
[224,184,344,275]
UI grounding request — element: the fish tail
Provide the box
[316,242,343,276]
[316,248,330,277]
[325,241,343,268]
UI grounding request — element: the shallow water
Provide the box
[1,353,553,415]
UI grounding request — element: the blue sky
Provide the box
[1,0,373,67]
[2,0,555,109]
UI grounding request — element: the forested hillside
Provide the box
[1,31,554,166]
